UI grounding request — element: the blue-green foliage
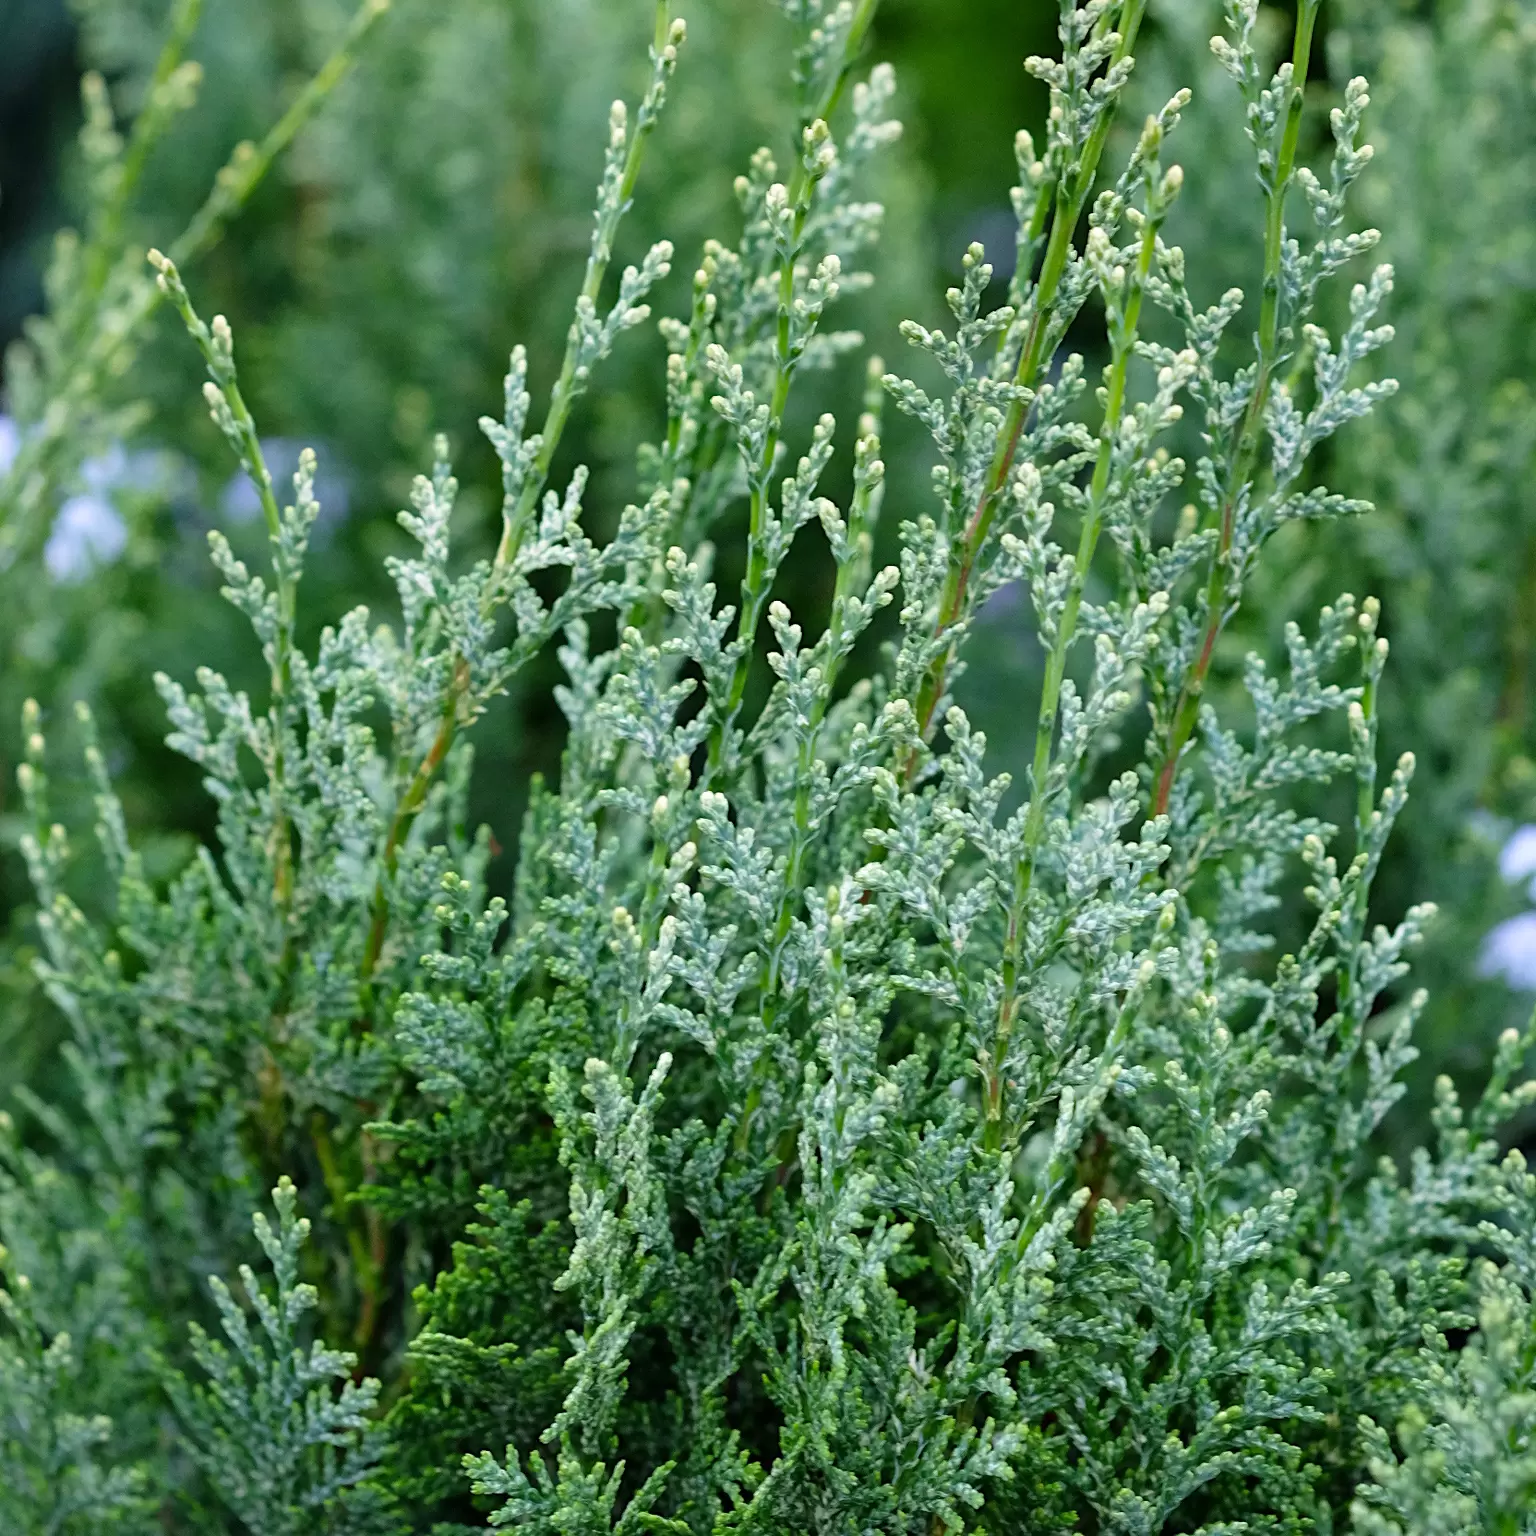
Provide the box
[1351,1162,1536,1534]
[0,1239,153,1534]
[167,1177,388,1536]
[2,1,1536,1532]
[1109,0,1536,1107]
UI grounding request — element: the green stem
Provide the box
[984,189,1164,1151]
[764,444,882,997]
[83,0,206,300]
[627,265,719,636]
[1338,605,1383,1015]
[310,1114,387,1362]
[908,0,1147,754]
[703,0,881,786]
[703,194,813,784]
[171,0,391,270]
[1355,685,1379,852]
[226,389,298,921]
[357,664,465,990]
[151,262,299,923]
[496,0,678,571]
[1151,0,1319,818]
[363,3,677,1002]
[1013,977,1146,1239]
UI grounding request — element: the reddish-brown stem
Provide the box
[357,665,465,995]
[1152,603,1221,814]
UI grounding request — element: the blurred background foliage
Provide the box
[0,0,1532,1140]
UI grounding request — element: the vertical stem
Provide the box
[703,0,882,785]
[985,191,1163,1150]
[908,0,1148,754]
[702,192,814,784]
[628,265,719,636]
[496,0,678,570]
[357,665,465,990]
[764,437,883,1001]
[1340,601,1384,1004]
[0,0,388,562]
[171,0,391,269]
[362,4,679,997]
[1151,0,1320,818]
[150,258,300,922]
[83,0,206,299]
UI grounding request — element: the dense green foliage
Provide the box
[1117,0,1536,1118]
[2,0,1536,1530]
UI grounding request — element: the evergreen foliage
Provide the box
[2,1,1535,1531]
[1109,0,1536,1119]
[167,1177,388,1535]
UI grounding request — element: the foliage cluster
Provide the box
[1104,0,1536,1116]
[2,1,1536,1532]
[4,0,1535,1119]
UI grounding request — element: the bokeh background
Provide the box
[1,0,1533,1144]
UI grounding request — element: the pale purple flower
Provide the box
[1499,823,1536,891]
[1480,913,1536,992]
[42,440,164,583]
[45,493,128,581]
[1479,824,1536,990]
[0,414,19,476]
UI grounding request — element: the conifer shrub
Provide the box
[3,1,1536,1531]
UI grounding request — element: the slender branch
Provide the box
[983,156,1172,1150]
[703,0,882,784]
[360,3,681,996]
[763,428,885,1011]
[701,173,821,784]
[907,0,1148,755]
[496,1,680,570]
[1151,0,1320,818]
[83,0,206,299]
[0,0,390,565]
[626,260,719,639]
[148,258,299,921]
[357,663,464,988]
[172,0,392,270]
